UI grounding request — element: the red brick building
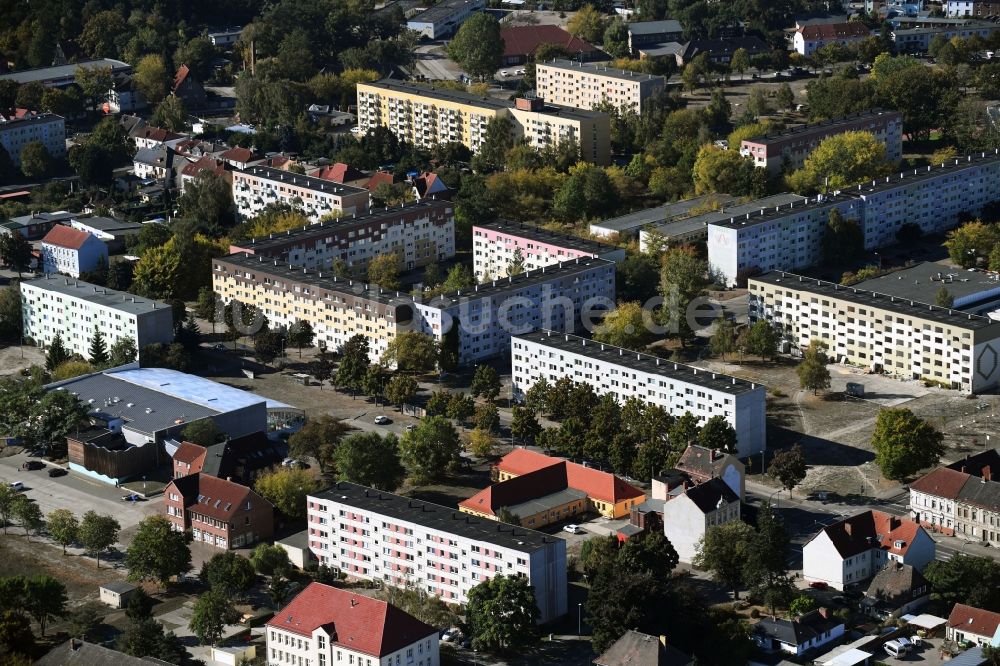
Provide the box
[164,473,273,550]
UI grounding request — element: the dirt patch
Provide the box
[0,343,44,377]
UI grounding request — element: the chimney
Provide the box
[659,635,667,647]
[818,607,829,619]
[70,639,80,651]
[350,598,357,607]
[844,522,852,536]
[984,466,992,482]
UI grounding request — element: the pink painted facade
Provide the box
[472,221,625,280]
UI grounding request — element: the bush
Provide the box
[750,608,760,619]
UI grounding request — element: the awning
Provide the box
[902,613,948,630]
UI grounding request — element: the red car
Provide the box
[809,581,829,590]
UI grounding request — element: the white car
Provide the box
[374,415,391,425]
[563,524,582,534]
[516,68,526,75]
[350,125,363,135]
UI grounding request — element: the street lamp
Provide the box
[578,603,583,636]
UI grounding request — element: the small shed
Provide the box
[99,581,138,609]
[276,530,314,570]
[210,644,256,666]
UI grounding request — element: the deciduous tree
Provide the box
[47,509,79,555]
[79,511,121,568]
[470,365,502,402]
[254,467,320,520]
[399,416,461,484]
[447,13,503,80]
[134,55,170,105]
[200,552,256,597]
[871,408,945,480]
[511,406,541,445]
[385,374,418,409]
[697,416,738,453]
[767,444,807,497]
[694,520,756,599]
[125,516,192,587]
[332,432,406,491]
[797,339,831,394]
[12,496,43,539]
[288,415,352,474]
[466,574,539,652]
[380,332,439,373]
[593,301,654,350]
[189,589,239,646]
[367,253,401,290]
[786,131,892,194]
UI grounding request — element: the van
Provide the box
[9,481,24,492]
[883,640,905,658]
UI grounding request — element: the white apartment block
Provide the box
[0,111,66,168]
[472,219,625,280]
[535,60,666,114]
[511,330,767,458]
[306,482,568,624]
[232,165,370,223]
[739,109,902,175]
[230,200,455,274]
[709,150,1000,286]
[413,258,617,365]
[21,276,174,361]
[40,226,109,279]
[749,271,1000,393]
[266,582,439,666]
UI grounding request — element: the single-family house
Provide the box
[753,608,845,658]
[947,604,1000,647]
[594,630,694,666]
[172,64,206,108]
[860,562,931,619]
[794,22,872,56]
[660,477,740,563]
[40,226,108,278]
[803,510,935,591]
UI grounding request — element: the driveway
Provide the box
[0,450,158,536]
[155,598,248,663]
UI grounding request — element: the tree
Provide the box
[385,374,418,409]
[472,116,514,173]
[871,408,945,480]
[182,419,221,447]
[255,467,319,519]
[287,320,315,357]
[710,318,737,360]
[0,288,20,342]
[936,287,955,308]
[125,516,192,586]
[312,347,334,388]
[200,552,256,597]
[822,208,865,266]
[660,248,708,343]
[797,339,831,394]
[694,520,756,598]
[874,62,958,142]
[745,503,793,612]
[475,402,500,433]
[178,171,234,233]
[87,326,109,365]
[744,320,778,361]
[0,610,34,658]
[380,332,439,373]
[776,82,795,110]
[0,485,16,534]
[447,13,503,80]
[150,95,187,132]
[78,511,120,568]
[427,389,452,416]
[289,415,352,474]
[511,406,541,445]
[567,5,608,44]
[786,130,892,194]
[507,247,526,276]
[469,427,499,459]
[189,589,239,646]
[465,574,539,652]
[19,142,53,179]
[333,432,406,491]
[337,335,370,393]
[250,543,292,579]
[697,416,738,453]
[945,221,1000,268]
[789,594,818,616]
[107,337,138,366]
[0,233,32,278]
[16,389,88,456]
[447,393,476,426]
[134,55,170,105]
[593,301,655,350]
[47,509,79,555]
[924,554,1000,611]
[399,416,462,484]
[367,253,401,290]
[175,36,217,82]
[471,365,502,402]
[524,378,551,414]
[23,576,67,636]
[12,496,43,539]
[767,444,807,497]
[67,602,105,641]
[731,48,750,76]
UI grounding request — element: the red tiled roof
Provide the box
[173,64,190,91]
[500,25,601,58]
[134,126,182,143]
[42,225,92,250]
[266,583,436,656]
[821,510,923,559]
[910,466,970,500]
[220,147,258,163]
[366,171,394,191]
[173,441,207,465]
[495,449,644,504]
[167,474,265,522]
[799,22,870,40]
[181,156,228,178]
[947,603,1000,638]
[311,163,367,183]
[460,462,572,515]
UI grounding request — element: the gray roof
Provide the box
[431,257,614,305]
[627,20,683,35]
[73,216,143,233]
[240,165,367,196]
[277,529,311,550]
[592,195,732,234]
[363,80,510,111]
[35,640,172,666]
[740,109,899,146]
[539,59,667,84]
[408,0,484,25]
[0,112,64,131]
[947,646,987,666]
[101,580,137,594]
[475,219,621,255]
[0,59,130,85]
[506,487,587,518]
[8,210,74,228]
[635,42,686,58]
[754,609,843,647]
[752,271,1000,331]
[957,477,1000,513]
[312,482,565,552]
[133,147,167,167]
[594,630,694,666]
[683,477,739,513]
[660,193,807,234]
[23,275,171,317]
[514,329,764,396]
[852,262,1000,309]
[864,563,928,607]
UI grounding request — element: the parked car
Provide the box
[909,635,922,649]
[47,468,67,478]
[213,343,226,350]
[9,481,24,492]
[22,460,45,470]
[563,524,582,534]
[883,640,905,658]
[374,415,391,425]
[405,424,417,431]
[121,493,140,502]
[809,581,829,590]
